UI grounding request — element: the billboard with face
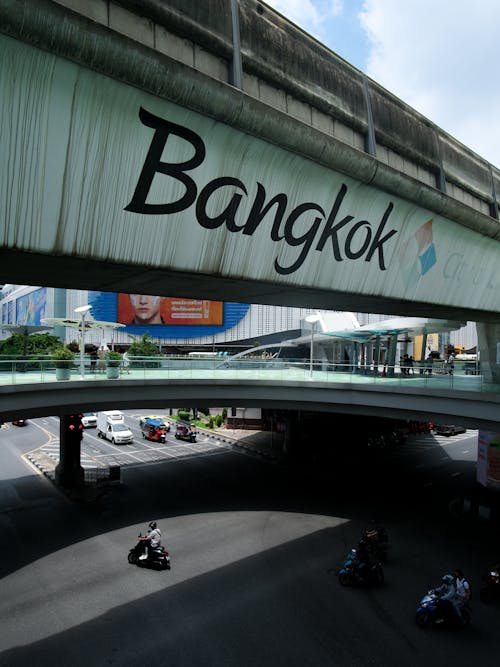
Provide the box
[117,294,223,326]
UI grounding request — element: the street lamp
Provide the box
[305,314,321,379]
[74,305,92,379]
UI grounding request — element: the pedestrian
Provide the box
[447,352,455,375]
[122,349,130,374]
[97,345,107,373]
[408,355,414,375]
[90,347,98,373]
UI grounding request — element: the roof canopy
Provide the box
[41,317,125,331]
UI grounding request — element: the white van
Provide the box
[97,410,133,444]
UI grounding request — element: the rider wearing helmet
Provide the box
[435,573,464,622]
[139,521,162,560]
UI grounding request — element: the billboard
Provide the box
[16,288,47,325]
[117,294,223,326]
[477,430,500,489]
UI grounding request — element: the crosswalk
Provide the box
[387,429,476,459]
[33,430,232,469]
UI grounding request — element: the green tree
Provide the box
[127,332,158,356]
[0,333,61,355]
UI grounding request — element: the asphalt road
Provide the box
[1,420,499,667]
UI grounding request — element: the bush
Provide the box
[208,416,214,429]
[177,409,191,422]
[105,351,122,367]
[221,407,227,420]
[51,347,75,368]
[197,407,210,416]
[215,414,223,427]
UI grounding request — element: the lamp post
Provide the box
[74,305,92,379]
[305,314,321,379]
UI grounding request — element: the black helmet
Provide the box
[149,521,157,530]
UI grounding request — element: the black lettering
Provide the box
[243,183,288,240]
[344,221,372,260]
[364,203,396,269]
[124,107,205,214]
[443,253,463,280]
[196,177,247,230]
[275,203,325,275]
[315,184,352,260]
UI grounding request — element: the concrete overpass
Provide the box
[2,373,500,432]
[1,0,500,382]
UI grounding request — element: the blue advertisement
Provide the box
[89,292,250,339]
[16,288,47,325]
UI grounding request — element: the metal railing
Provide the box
[0,355,493,394]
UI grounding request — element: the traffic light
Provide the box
[64,413,83,443]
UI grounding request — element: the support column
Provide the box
[352,342,359,373]
[373,336,381,374]
[387,334,398,377]
[476,321,500,383]
[55,414,84,488]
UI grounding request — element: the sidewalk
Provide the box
[208,427,285,463]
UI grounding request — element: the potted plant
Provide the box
[105,351,122,379]
[52,347,75,380]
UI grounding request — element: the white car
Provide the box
[81,412,97,428]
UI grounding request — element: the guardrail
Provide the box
[0,356,491,394]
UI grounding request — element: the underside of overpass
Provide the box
[2,379,500,432]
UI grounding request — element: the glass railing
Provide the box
[0,355,495,394]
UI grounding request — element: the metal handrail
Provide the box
[0,356,490,394]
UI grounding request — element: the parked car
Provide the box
[434,424,467,436]
[81,412,97,428]
[12,419,27,426]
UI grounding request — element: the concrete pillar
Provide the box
[55,415,85,488]
[373,336,381,374]
[387,334,398,377]
[352,342,359,373]
[476,321,500,383]
[53,288,67,342]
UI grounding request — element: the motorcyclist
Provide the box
[139,521,162,560]
[435,573,465,622]
[363,525,388,559]
[454,569,471,604]
[354,537,371,580]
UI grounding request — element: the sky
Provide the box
[264,0,500,168]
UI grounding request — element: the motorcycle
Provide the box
[338,549,384,587]
[128,534,171,570]
[480,565,500,603]
[415,589,471,628]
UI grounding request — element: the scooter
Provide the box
[128,534,171,570]
[338,549,384,587]
[480,566,500,603]
[415,589,471,628]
